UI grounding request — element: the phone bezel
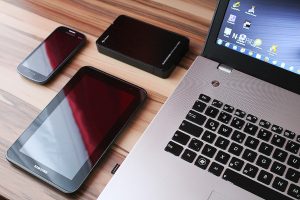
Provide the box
[7,66,147,193]
[17,26,86,84]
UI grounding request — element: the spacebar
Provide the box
[223,169,293,200]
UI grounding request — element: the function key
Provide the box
[223,104,234,113]
[205,106,219,118]
[192,100,207,113]
[231,117,245,130]
[235,109,246,118]
[217,111,232,124]
[208,162,224,177]
[212,99,223,108]
[246,114,258,123]
[195,155,210,170]
[186,110,207,126]
[271,125,283,134]
[283,130,296,140]
[285,140,300,154]
[179,120,203,138]
[181,149,197,163]
[172,131,190,145]
[165,141,183,156]
[244,123,258,135]
[259,119,271,129]
[288,184,300,199]
[199,94,211,103]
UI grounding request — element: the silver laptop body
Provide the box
[99,1,300,199]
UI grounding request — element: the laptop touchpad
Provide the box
[208,191,230,200]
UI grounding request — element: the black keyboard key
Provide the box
[256,155,272,169]
[271,124,283,134]
[273,148,288,162]
[288,184,300,199]
[215,150,230,165]
[259,142,274,156]
[242,166,256,181]
[172,131,190,145]
[286,140,300,154]
[272,177,288,192]
[205,106,219,118]
[205,119,220,132]
[179,120,203,137]
[297,135,300,143]
[259,119,271,129]
[271,161,286,176]
[223,104,234,113]
[201,130,217,144]
[217,111,232,124]
[165,141,183,156]
[228,142,243,156]
[284,130,296,140]
[257,170,273,185]
[215,136,230,150]
[245,136,259,150]
[229,157,244,171]
[193,100,207,113]
[244,123,258,136]
[231,130,246,144]
[212,99,223,108]
[218,124,232,137]
[186,110,207,126]
[209,162,224,177]
[223,169,293,200]
[195,155,210,170]
[234,109,246,118]
[257,128,272,142]
[271,134,286,148]
[246,114,258,123]
[188,138,203,152]
[286,168,300,183]
[202,144,217,158]
[231,117,245,130]
[199,94,211,103]
[288,155,300,169]
[181,149,197,163]
[242,149,257,163]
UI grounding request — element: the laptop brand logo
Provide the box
[34,165,48,174]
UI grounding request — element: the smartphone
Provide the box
[7,66,147,193]
[17,26,86,84]
[96,15,189,78]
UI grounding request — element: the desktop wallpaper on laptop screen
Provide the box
[217,0,300,75]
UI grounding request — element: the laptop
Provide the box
[98,0,300,199]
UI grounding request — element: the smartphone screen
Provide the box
[18,26,86,83]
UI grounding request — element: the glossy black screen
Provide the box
[22,27,84,76]
[18,67,145,180]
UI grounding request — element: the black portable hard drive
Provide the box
[96,15,189,78]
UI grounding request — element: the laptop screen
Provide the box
[216,0,300,76]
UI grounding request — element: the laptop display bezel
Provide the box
[203,0,300,95]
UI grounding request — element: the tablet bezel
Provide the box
[6,66,147,193]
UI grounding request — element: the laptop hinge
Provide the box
[218,64,233,74]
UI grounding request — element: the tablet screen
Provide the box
[18,67,143,180]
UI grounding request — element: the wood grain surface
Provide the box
[0,0,217,199]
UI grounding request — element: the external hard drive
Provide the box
[96,15,189,78]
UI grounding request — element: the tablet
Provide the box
[7,66,146,193]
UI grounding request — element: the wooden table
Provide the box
[0,0,217,199]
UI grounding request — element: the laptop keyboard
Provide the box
[165,94,300,200]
